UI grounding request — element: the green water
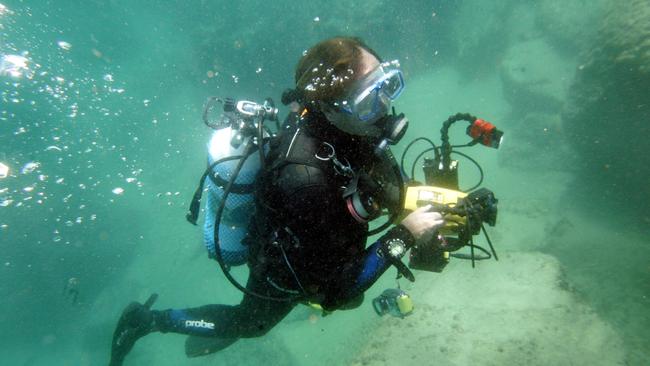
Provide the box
[1,1,648,365]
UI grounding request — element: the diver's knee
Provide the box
[339,294,365,310]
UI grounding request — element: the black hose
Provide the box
[212,140,296,302]
[186,155,247,225]
[257,113,266,171]
[368,148,405,236]
[400,137,438,178]
[202,97,224,129]
[450,151,484,192]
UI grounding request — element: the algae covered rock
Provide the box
[500,38,574,113]
[597,0,650,77]
[562,0,650,218]
[537,0,604,52]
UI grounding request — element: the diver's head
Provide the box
[294,37,405,139]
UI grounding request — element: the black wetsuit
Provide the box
[154,113,415,353]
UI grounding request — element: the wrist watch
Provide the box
[383,237,407,259]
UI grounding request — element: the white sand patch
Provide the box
[349,252,626,366]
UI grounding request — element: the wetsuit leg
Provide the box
[156,274,295,339]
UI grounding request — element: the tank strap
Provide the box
[186,162,221,225]
[207,166,256,195]
[268,127,332,173]
[185,143,262,225]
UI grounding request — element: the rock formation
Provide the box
[562,0,650,220]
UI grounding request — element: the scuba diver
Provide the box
[109,37,446,365]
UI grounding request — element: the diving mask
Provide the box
[339,61,404,123]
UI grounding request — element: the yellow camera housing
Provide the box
[404,186,468,235]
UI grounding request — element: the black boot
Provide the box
[109,294,159,366]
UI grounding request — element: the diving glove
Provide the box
[109,294,159,366]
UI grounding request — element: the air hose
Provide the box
[211,138,299,302]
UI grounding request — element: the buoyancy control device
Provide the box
[186,97,277,266]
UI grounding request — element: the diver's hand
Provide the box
[400,205,444,241]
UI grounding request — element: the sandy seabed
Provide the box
[349,251,626,366]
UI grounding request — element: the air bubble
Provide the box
[0,54,31,79]
[57,41,72,50]
[21,162,40,174]
[0,162,8,178]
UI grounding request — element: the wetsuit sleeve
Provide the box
[321,224,416,311]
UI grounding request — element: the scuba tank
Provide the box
[186,97,278,266]
[202,126,264,265]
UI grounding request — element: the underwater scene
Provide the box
[1,0,649,365]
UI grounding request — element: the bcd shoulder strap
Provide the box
[267,127,332,174]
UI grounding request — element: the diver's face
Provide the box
[358,48,381,76]
[322,48,384,137]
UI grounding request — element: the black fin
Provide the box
[108,294,158,366]
[184,336,238,357]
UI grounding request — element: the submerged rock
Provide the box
[498,112,571,170]
[500,38,575,113]
[537,0,604,53]
[562,0,650,219]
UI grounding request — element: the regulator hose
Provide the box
[212,139,298,302]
